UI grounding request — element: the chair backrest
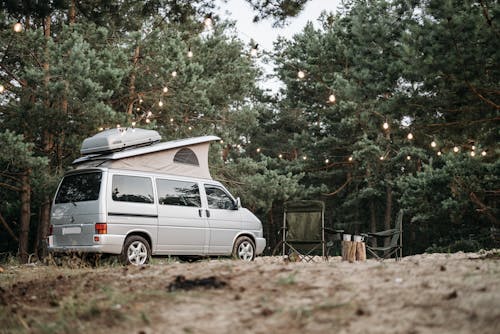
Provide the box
[389,209,403,247]
[284,200,324,242]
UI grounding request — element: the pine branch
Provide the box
[0,212,18,242]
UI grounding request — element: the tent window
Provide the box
[174,148,199,166]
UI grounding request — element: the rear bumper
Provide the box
[255,237,266,255]
[48,234,125,254]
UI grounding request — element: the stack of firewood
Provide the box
[341,235,366,262]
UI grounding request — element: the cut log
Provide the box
[348,241,357,263]
[356,242,366,261]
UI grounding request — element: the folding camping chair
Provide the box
[364,209,403,261]
[277,200,329,262]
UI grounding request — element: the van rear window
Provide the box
[55,172,102,204]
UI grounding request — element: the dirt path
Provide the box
[1,251,499,334]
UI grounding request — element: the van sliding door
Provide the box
[156,179,208,254]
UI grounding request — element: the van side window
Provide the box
[157,179,201,207]
[112,175,154,204]
[205,185,235,210]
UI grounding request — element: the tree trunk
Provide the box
[18,170,31,264]
[36,197,51,259]
[384,183,393,248]
[127,45,141,115]
[69,0,76,24]
[369,199,377,247]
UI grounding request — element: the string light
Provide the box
[407,133,413,140]
[348,156,353,162]
[163,86,168,93]
[328,94,336,103]
[145,118,151,123]
[147,111,153,117]
[187,48,193,58]
[171,71,177,77]
[471,145,476,151]
[382,122,389,130]
[325,158,329,164]
[297,70,305,79]
[470,151,476,157]
[170,118,174,123]
[98,127,104,131]
[431,141,437,148]
[0,84,4,93]
[380,156,385,160]
[437,151,442,156]
[203,14,213,28]
[188,126,192,131]
[406,155,411,160]
[481,151,487,156]
[131,121,136,127]
[453,146,459,153]
[13,20,22,33]
[278,154,283,159]
[302,156,307,160]
[139,98,143,103]
[158,100,163,107]
[256,148,261,153]
[250,44,258,57]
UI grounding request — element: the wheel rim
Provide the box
[127,241,148,265]
[237,241,254,261]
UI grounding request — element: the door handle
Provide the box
[206,210,210,218]
[198,209,202,217]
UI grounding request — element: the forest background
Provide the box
[0,0,498,263]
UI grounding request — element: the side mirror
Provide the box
[235,197,241,210]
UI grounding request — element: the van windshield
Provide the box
[55,172,102,204]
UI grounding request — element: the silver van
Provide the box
[48,129,265,265]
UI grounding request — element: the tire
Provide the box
[121,235,151,265]
[232,236,256,261]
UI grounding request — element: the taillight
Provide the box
[95,223,107,234]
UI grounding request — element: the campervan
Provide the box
[48,128,266,265]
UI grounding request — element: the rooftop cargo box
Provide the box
[80,128,161,155]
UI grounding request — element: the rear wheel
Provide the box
[121,235,151,265]
[232,236,255,261]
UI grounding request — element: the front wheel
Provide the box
[232,236,256,261]
[121,235,151,265]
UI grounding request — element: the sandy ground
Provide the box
[0,251,499,334]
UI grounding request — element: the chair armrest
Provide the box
[367,229,397,237]
[324,227,344,235]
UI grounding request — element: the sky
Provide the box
[215,0,341,91]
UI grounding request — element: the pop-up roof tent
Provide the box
[72,128,220,180]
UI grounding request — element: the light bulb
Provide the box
[13,21,22,33]
[325,159,329,164]
[380,156,385,160]
[170,118,174,123]
[437,151,442,156]
[453,146,459,153]
[348,156,353,162]
[171,71,177,77]
[328,94,336,103]
[471,145,476,151]
[145,118,151,123]
[136,107,140,111]
[220,140,224,144]
[431,141,437,148]
[204,17,213,28]
[481,151,487,156]
[256,148,261,153]
[147,111,152,117]
[250,45,258,57]
[406,155,411,160]
[98,127,104,131]
[407,133,413,140]
[302,156,307,160]
[297,70,305,79]
[470,151,475,157]
[279,154,283,159]
[383,122,389,130]
[163,86,168,93]
[116,124,121,128]
[0,84,4,93]
[158,100,163,107]
[188,126,192,131]
[187,49,193,58]
[131,121,136,127]
[139,98,143,103]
